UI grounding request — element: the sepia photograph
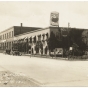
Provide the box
[0,0,88,87]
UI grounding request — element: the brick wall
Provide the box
[14,26,41,36]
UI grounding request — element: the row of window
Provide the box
[0,31,14,40]
[0,41,13,50]
[14,33,49,43]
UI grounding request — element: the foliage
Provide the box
[68,29,86,51]
[61,36,69,49]
[47,28,87,56]
[47,31,57,51]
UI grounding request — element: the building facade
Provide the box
[0,25,88,56]
[0,24,41,50]
[0,11,88,56]
[0,27,14,50]
[13,26,60,55]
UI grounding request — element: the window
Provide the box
[1,35,2,39]
[5,34,6,39]
[38,35,41,41]
[12,31,13,37]
[10,32,11,38]
[46,33,48,39]
[7,33,8,39]
[3,34,4,39]
[9,32,10,38]
[0,36,2,40]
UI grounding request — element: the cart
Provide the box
[3,49,11,55]
[12,49,22,56]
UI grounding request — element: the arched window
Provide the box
[42,34,45,40]
[46,33,49,39]
[34,36,36,43]
[38,34,41,41]
[30,37,32,43]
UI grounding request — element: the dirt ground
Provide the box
[0,53,88,86]
[0,70,39,87]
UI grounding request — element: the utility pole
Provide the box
[20,23,22,34]
[68,22,70,27]
[68,22,70,60]
[68,22,70,32]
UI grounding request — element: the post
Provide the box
[54,49,56,59]
[20,23,22,34]
[68,22,70,60]
[62,48,63,58]
[30,48,32,58]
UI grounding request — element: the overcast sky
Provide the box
[0,1,88,32]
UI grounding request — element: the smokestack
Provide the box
[21,23,22,27]
[20,23,23,34]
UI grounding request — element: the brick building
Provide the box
[13,26,60,55]
[0,23,41,50]
[0,11,88,56]
[0,25,88,56]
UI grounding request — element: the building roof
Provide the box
[14,26,41,30]
[0,26,42,34]
[15,27,49,37]
[14,26,42,36]
[0,26,14,34]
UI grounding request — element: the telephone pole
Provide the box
[68,22,70,60]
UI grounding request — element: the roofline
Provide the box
[15,27,49,37]
[14,26,88,38]
[1,25,88,35]
[14,26,42,29]
[59,26,88,30]
[0,26,14,34]
[0,26,42,34]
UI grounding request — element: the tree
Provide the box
[61,36,69,49]
[68,29,86,51]
[47,31,57,51]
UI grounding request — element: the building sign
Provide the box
[61,28,68,37]
[82,30,88,45]
[69,47,73,50]
[50,12,59,26]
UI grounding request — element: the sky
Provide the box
[0,1,88,32]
